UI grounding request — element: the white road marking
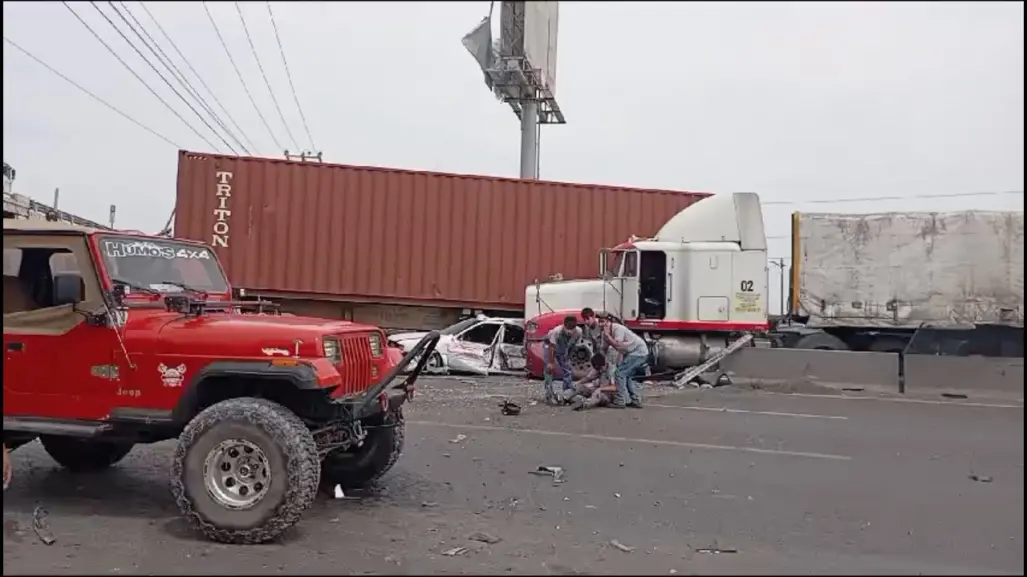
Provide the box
[647,403,848,420]
[760,391,1024,409]
[407,420,852,461]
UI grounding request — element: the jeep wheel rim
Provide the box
[203,439,271,510]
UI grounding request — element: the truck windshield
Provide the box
[98,236,229,294]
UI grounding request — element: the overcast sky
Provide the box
[3,1,1024,311]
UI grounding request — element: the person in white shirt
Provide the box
[542,315,584,404]
[597,313,647,408]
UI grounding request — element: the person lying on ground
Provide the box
[563,353,623,411]
[543,315,584,404]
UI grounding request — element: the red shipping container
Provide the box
[174,151,709,309]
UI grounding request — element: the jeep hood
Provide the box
[126,312,377,357]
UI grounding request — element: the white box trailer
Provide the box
[785,209,1024,355]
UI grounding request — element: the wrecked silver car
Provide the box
[388,315,526,376]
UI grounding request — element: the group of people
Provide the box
[542,307,648,410]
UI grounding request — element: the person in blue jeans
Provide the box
[597,313,647,408]
[543,315,583,404]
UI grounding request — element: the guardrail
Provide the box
[721,347,1023,398]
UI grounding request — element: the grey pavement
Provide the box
[3,377,1023,575]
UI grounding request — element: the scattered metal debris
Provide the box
[442,546,469,556]
[697,547,738,554]
[421,501,439,508]
[609,539,635,552]
[468,531,502,544]
[614,492,621,498]
[942,393,969,400]
[32,506,56,546]
[499,400,522,416]
[530,465,565,484]
[449,434,467,444]
[969,473,993,483]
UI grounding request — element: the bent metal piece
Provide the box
[357,331,441,417]
[3,443,10,491]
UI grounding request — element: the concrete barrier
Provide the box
[721,347,900,390]
[903,355,1024,398]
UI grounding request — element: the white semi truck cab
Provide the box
[526,192,770,372]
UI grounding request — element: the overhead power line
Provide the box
[266,1,317,152]
[95,1,237,154]
[236,2,298,152]
[4,36,180,148]
[114,1,250,155]
[136,1,258,154]
[61,1,216,150]
[204,1,283,152]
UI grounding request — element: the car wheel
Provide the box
[39,436,135,472]
[171,397,320,545]
[320,407,405,491]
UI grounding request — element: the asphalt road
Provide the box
[3,378,1023,575]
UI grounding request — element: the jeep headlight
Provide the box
[322,337,342,364]
[368,332,383,358]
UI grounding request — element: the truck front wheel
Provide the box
[171,397,320,545]
[39,436,134,472]
[321,407,405,491]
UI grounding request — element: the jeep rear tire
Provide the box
[171,397,320,545]
[39,436,134,472]
[321,407,405,491]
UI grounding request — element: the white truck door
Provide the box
[617,250,641,320]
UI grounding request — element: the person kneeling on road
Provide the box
[563,353,621,411]
[597,313,647,408]
[543,315,584,404]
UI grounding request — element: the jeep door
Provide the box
[2,233,125,420]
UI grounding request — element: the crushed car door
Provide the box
[449,320,502,374]
[495,322,526,371]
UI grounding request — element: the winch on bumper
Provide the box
[312,331,441,455]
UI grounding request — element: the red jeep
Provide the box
[2,219,439,544]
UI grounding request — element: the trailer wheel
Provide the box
[792,332,850,351]
[40,436,134,472]
[321,407,405,491]
[171,397,320,545]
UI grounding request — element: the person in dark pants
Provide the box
[542,315,583,404]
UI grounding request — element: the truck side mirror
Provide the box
[52,274,84,306]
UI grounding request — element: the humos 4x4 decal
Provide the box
[103,240,211,260]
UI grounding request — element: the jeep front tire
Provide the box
[39,436,134,472]
[171,397,320,545]
[321,407,405,491]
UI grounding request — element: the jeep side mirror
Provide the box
[53,274,84,306]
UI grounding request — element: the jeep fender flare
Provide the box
[172,361,323,425]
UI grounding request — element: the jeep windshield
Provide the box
[98,236,229,294]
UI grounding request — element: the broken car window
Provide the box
[502,323,525,345]
[459,322,501,345]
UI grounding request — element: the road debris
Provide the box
[530,465,565,484]
[442,546,469,556]
[614,492,621,498]
[32,506,56,546]
[499,400,522,416]
[450,434,467,443]
[969,473,994,483]
[696,547,738,554]
[468,531,502,544]
[421,501,439,508]
[942,393,969,400]
[333,485,346,499]
[609,539,635,552]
